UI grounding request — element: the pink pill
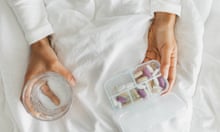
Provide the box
[116,96,127,104]
[136,89,147,98]
[158,76,166,89]
[143,67,152,78]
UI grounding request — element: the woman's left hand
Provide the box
[144,12,178,94]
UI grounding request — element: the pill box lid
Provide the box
[116,93,186,132]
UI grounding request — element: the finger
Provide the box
[167,49,177,91]
[54,64,76,87]
[40,82,60,106]
[23,84,35,113]
[144,49,159,62]
[160,45,172,79]
[21,71,41,102]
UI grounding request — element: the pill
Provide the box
[152,69,160,76]
[116,96,128,104]
[158,76,167,89]
[151,87,161,93]
[130,89,140,99]
[136,89,147,98]
[137,76,148,83]
[150,63,158,70]
[153,79,159,87]
[134,71,143,79]
[146,65,154,73]
[148,80,154,89]
[143,66,152,78]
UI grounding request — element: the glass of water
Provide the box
[22,72,73,121]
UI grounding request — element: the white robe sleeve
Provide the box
[150,0,181,16]
[7,0,54,45]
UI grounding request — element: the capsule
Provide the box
[157,76,166,89]
[136,89,147,98]
[143,66,153,78]
[116,96,128,104]
[136,76,148,83]
[134,71,143,79]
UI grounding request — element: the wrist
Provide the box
[30,37,58,64]
[31,37,51,51]
[153,12,176,29]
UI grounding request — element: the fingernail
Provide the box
[70,78,76,87]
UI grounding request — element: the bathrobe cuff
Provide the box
[7,0,54,45]
[151,0,181,16]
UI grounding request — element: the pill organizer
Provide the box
[22,72,73,121]
[104,60,186,131]
[105,60,169,110]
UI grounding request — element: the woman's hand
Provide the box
[144,12,178,94]
[22,37,75,110]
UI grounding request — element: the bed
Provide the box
[0,0,219,131]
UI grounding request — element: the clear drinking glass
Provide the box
[22,72,73,121]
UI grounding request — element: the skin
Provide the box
[21,38,75,112]
[144,12,178,94]
[21,12,177,109]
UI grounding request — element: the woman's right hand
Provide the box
[22,37,76,110]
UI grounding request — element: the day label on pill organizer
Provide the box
[105,60,169,110]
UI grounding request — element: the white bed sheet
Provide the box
[191,0,220,131]
[0,0,218,132]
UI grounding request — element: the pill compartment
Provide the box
[132,60,160,83]
[131,60,169,95]
[105,72,149,110]
[105,60,170,109]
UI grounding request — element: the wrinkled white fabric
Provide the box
[6,0,181,45]
[0,0,215,132]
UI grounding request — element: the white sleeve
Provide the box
[7,0,54,45]
[150,0,181,16]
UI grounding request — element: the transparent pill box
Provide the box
[22,72,73,121]
[104,60,186,131]
[105,60,168,110]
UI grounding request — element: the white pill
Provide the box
[134,71,143,79]
[152,87,161,93]
[137,76,148,83]
[148,81,153,89]
[152,69,160,76]
[146,65,154,73]
[153,79,159,86]
[136,84,146,89]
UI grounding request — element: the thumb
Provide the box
[56,65,76,87]
[160,46,172,79]
[63,70,76,87]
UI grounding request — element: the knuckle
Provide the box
[161,63,170,69]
